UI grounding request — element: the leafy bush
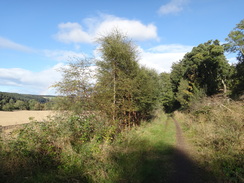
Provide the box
[0,112,116,182]
[0,112,175,183]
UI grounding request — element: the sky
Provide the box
[0,0,243,95]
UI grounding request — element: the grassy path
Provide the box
[112,113,212,182]
[105,113,177,182]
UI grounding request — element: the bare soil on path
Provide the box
[171,117,213,183]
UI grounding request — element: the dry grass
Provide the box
[174,97,244,182]
[0,110,55,126]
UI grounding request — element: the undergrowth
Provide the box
[174,97,244,183]
[0,111,175,183]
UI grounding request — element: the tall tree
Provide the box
[159,72,174,112]
[225,19,244,59]
[181,40,230,95]
[170,61,185,93]
[95,30,140,126]
[170,40,231,109]
[225,19,244,95]
[134,67,160,120]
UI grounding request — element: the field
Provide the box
[0,110,54,126]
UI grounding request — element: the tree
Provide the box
[159,72,174,112]
[95,30,140,126]
[134,67,160,120]
[14,100,27,110]
[2,103,14,111]
[29,99,37,110]
[52,57,95,114]
[176,79,193,109]
[170,61,185,93]
[169,40,231,109]
[225,19,244,95]
[225,19,244,59]
[181,40,230,95]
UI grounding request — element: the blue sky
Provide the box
[0,0,243,95]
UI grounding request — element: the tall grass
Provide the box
[0,111,175,183]
[174,97,244,182]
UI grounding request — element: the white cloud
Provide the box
[138,44,192,73]
[158,0,189,15]
[43,49,87,62]
[0,37,34,52]
[0,64,63,95]
[54,14,158,44]
[148,44,192,53]
[55,22,92,43]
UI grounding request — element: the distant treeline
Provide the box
[0,92,56,111]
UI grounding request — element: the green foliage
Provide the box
[0,112,114,182]
[175,79,193,109]
[159,72,175,112]
[95,30,160,126]
[0,110,176,182]
[52,58,95,114]
[225,19,244,96]
[170,61,185,93]
[169,40,231,110]
[102,113,175,183]
[95,30,139,125]
[225,19,244,58]
[134,67,161,120]
[2,103,14,111]
[14,100,27,110]
[0,92,54,111]
[182,40,230,95]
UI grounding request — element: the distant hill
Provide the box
[0,92,56,103]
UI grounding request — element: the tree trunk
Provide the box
[221,79,227,94]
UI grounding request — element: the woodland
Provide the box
[0,19,243,183]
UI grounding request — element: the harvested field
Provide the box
[0,110,55,126]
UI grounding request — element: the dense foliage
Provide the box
[0,92,55,111]
[169,40,232,109]
[54,31,161,129]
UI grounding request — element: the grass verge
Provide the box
[174,97,244,182]
[102,112,176,182]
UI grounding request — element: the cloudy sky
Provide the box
[0,0,243,95]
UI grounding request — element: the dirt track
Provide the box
[171,118,209,183]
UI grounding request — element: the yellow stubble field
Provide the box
[0,110,55,126]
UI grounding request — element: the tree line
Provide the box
[53,19,243,128]
[162,19,244,111]
[0,92,55,111]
